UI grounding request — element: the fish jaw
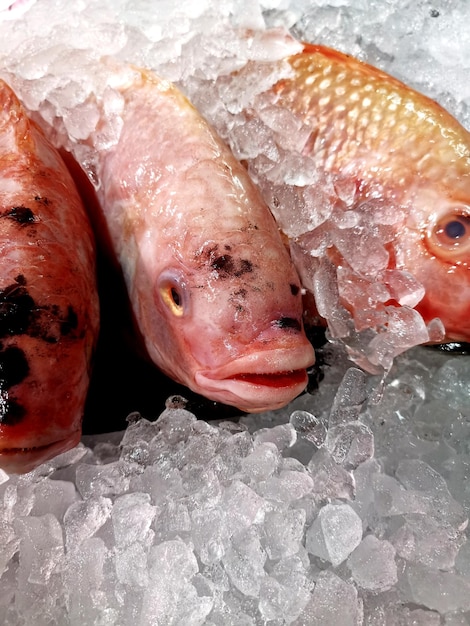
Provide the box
[194,342,314,412]
[0,430,81,474]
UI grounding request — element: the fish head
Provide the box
[137,223,315,413]
[396,187,470,342]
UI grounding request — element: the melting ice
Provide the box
[1,0,470,624]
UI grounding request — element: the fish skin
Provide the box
[83,66,314,413]
[0,80,99,473]
[269,43,470,344]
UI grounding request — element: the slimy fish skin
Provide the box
[84,66,315,413]
[0,80,99,473]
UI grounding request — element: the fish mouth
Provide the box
[0,430,81,474]
[194,346,315,413]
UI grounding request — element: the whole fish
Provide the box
[250,43,470,346]
[0,79,99,473]
[74,65,314,413]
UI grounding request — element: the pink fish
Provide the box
[75,66,315,413]
[251,43,470,348]
[0,79,99,473]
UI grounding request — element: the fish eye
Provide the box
[426,208,470,262]
[157,270,189,317]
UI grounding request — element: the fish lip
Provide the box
[0,430,81,474]
[194,345,315,412]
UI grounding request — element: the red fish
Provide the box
[0,80,99,473]
[248,43,470,348]
[75,65,314,413]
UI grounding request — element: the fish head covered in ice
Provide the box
[0,79,99,473]
[91,67,315,413]
[257,43,470,348]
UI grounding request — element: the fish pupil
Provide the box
[170,288,181,307]
[445,219,467,239]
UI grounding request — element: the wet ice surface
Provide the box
[1,345,470,625]
[1,0,470,624]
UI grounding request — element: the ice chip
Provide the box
[347,534,397,591]
[295,570,361,626]
[263,508,306,560]
[111,492,157,548]
[290,410,327,447]
[14,514,64,585]
[403,562,470,613]
[223,528,267,597]
[140,540,201,626]
[64,496,113,552]
[115,541,149,587]
[328,367,368,427]
[240,442,281,481]
[326,421,374,469]
[382,269,426,308]
[305,503,363,566]
[307,449,356,501]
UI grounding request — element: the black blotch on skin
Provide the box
[2,206,36,224]
[0,345,30,388]
[290,284,300,296]
[0,276,79,342]
[0,345,29,426]
[0,394,26,426]
[0,276,35,337]
[211,255,253,278]
[274,317,302,332]
[61,306,79,336]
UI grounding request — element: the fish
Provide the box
[0,79,99,473]
[74,64,315,414]
[256,43,470,346]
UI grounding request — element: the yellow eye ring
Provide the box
[157,270,188,317]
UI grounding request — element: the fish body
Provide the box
[82,66,314,413]
[0,80,99,473]
[265,44,470,344]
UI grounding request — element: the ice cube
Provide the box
[295,570,361,626]
[14,514,64,585]
[111,492,157,548]
[263,508,306,560]
[223,528,267,597]
[403,562,470,613]
[347,534,397,591]
[290,410,327,447]
[305,503,363,566]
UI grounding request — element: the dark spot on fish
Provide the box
[290,284,300,296]
[211,254,235,274]
[234,288,247,299]
[224,245,232,251]
[0,345,29,425]
[0,345,29,388]
[0,393,26,426]
[2,206,36,224]
[429,8,440,17]
[0,276,35,336]
[211,255,253,278]
[273,317,302,332]
[0,276,79,342]
[34,195,50,205]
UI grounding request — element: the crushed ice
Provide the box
[1,0,470,624]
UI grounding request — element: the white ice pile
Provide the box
[1,344,470,625]
[1,0,470,624]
